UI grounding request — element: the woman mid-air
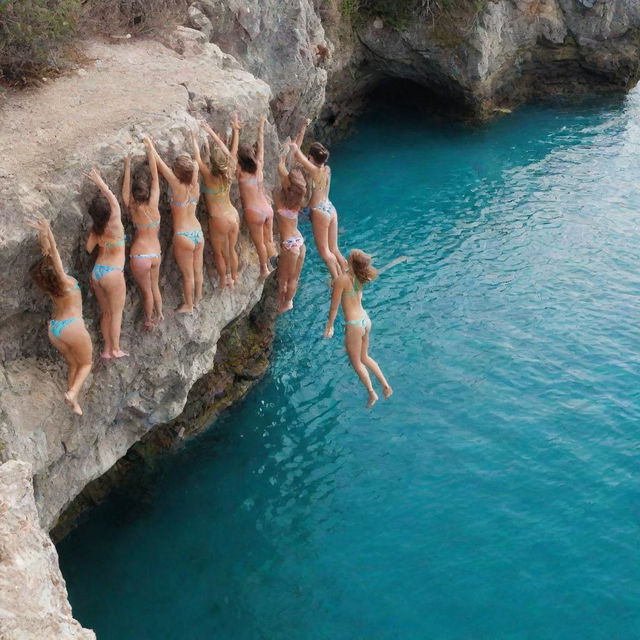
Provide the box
[147,137,203,313]
[193,115,241,289]
[324,249,392,408]
[274,148,307,312]
[290,134,347,280]
[27,216,93,415]
[85,167,128,359]
[122,137,163,330]
[237,117,276,278]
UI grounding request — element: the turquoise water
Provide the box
[58,92,640,639]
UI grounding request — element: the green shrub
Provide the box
[0,0,81,85]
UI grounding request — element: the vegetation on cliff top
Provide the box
[0,0,186,86]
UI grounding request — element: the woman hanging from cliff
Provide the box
[290,131,347,280]
[147,137,203,313]
[237,116,276,278]
[85,167,128,359]
[27,216,93,415]
[274,145,307,312]
[122,137,163,330]
[193,115,242,289]
[324,249,392,408]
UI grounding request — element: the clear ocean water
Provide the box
[58,90,640,639]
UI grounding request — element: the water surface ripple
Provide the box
[59,93,640,639]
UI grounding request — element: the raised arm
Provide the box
[191,129,209,177]
[324,276,345,338]
[294,118,311,148]
[25,215,67,282]
[122,154,131,210]
[277,151,290,190]
[199,119,231,157]
[85,167,121,222]
[256,117,266,168]
[143,137,160,207]
[146,137,180,189]
[289,142,317,173]
[229,113,241,168]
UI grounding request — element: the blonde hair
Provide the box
[349,249,377,285]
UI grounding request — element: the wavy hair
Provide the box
[29,255,65,298]
[88,193,110,236]
[282,168,307,210]
[349,249,377,285]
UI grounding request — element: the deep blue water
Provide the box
[58,92,640,639]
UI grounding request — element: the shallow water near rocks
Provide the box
[58,92,640,639]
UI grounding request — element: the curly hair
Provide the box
[29,255,66,298]
[237,143,258,174]
[131,165,151,203]
[308,141,329,165]
[349,249,377,285]
[282,168,307,210]
[88,193,111,236]
[209,146,231,182]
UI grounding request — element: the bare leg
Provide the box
[282,244,305,311]
[228,222,240,285]
[194,239,204,305]
[130,257,154,330]
[265,213,276,259]
[150,257,163,323]
[345,327,378,407]
[312,214,340,280]
[212,233,228,288]
[277,248,293,312]
[247,220,269,277]
[328,212,347,273]
[92,277,112,358]
[173,236,196,312]
[361,329,392,398]
[101,271,127,357]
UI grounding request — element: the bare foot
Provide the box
[155,311,165,324]
[101,352,112,360]
[143,320,154,332]
[112,350,129,358]
[383,385,394,399]
[64,391,83,416]
[366,390,379,408]
[259,265,270,279]
[279,300,293,314]
[175,304,193,314]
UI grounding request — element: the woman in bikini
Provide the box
[122,137,163,330]
[27,216,93,415]
[85,167,128,359]
[237,117,276,278]
[274,147,307,312]
[193,115,241,289]
[324,249,392,408]
[147,137,203,313]
[290,139,347,280]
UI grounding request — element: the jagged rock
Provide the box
[0,460,95,639]
[187,3,214,41]
[164,25,208,56]
[0,38,279,531]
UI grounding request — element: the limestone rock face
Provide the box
[0,460,95,640]
[0,38,280,531]
[187,0,329,135]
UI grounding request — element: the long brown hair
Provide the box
[88,194,110,236]
[237,143,257,174]
[349,249,377,285]
[308,141,329,165]
[282,168,307,210]
[131,165,151,203]
[173,155,195,184]
[29,255,66,298]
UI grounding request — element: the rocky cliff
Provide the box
[1,1,640,637]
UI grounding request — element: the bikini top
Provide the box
[202,183,229,197]
[342,276,362,299]
[238,173,260,185]
[169,186,199,208]
[278,207,299,220]
[100,237,125,249]
[67,275,81,292]
[134,220,160,229]
[312,166,331,191]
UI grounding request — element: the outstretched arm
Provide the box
[294,118,311,147]
[25,215,67,282]
[277,151,290,189]
[146,137,180,189]
[199,119,231,157]
[324,277,344,338]
[256,117,266,168]
[85,167,121,222]
[122,154,131,210]
[191,129,209,177]
[289,143,317,173]
[143,137,160,207]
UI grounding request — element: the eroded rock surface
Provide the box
[0,460,94,640]
[0,37,281,531]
